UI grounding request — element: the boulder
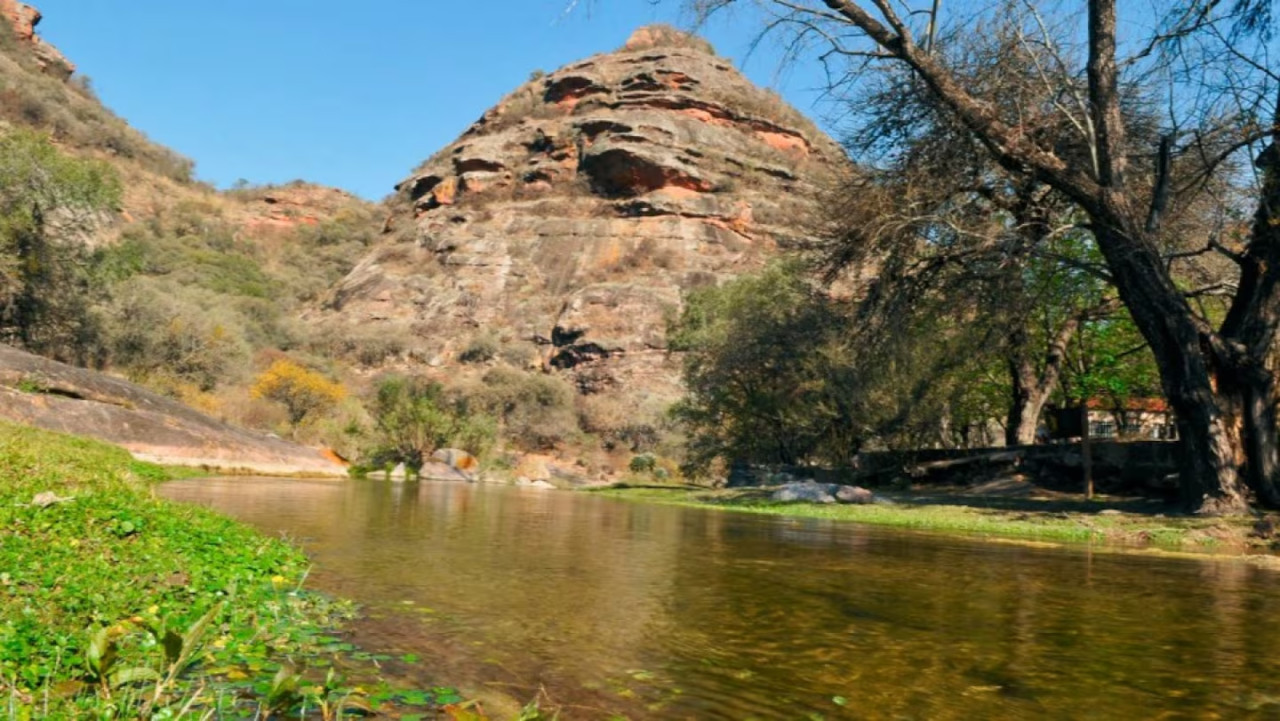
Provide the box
[772,481,839,504]
[431,448,480,474]
[835,485,876,504]
[0,344,346,477]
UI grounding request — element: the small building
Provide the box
[1085,397,1177,441]
[1046,398,1178,442]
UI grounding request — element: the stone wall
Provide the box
[728,441,1180,497]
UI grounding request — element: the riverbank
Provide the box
[0,421,460,718]
[592,484,1280,560]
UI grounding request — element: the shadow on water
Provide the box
[162,478,1280,720]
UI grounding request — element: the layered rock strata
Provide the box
[316,25,850,409]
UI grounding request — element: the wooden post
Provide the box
[1081,404,1094,500]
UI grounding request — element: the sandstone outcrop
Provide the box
[229,182,368,233]
[0,344,347,476]
[0,0,72,79]
[314,25,851,413]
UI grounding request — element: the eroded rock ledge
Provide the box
[0,345,346,477]
[0,0,74,79]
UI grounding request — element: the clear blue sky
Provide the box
[33,0,832,200]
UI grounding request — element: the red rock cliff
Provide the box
[0,0,74,79]
[312,25,852,418]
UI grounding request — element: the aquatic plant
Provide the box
[0,420,465,718]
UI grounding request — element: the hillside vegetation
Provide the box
[0,18,192,186]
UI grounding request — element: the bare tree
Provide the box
[819,15,1139,447]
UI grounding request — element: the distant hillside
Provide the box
[0,3,382,454]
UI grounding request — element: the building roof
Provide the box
[1085,397,1170,413]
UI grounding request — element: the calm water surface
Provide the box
[161,478,1280,720]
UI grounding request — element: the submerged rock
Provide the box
[516,477,557,490]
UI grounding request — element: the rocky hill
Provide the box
[0,3,379,462]
[314,26,850,424]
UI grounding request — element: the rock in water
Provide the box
[431,448,480,474]
[313,25,852,418]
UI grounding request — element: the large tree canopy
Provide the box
[685,0,1279,513]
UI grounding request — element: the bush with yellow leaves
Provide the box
[250,359,346,428]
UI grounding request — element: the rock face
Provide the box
[314,25,850,410]
[0,344,347,476]
[0,0,73,79]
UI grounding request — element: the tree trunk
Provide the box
[1094,219,1251,514]
[1005,317,1079,446]
[1214,97,1280,510]
[1221,368,1280,508]
[1006,352,1042,446]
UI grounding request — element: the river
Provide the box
[161,477,1280,720]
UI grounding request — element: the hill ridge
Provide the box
[312,23,851,453]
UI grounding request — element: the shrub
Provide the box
[629,453,657,473]
[459,333,500,364]
[577,393,670,453]
[363,376,496,470]
[250,359,346,427]
[467,366,579,451]
[311,324,405,367]
[103,280,252,391]
[0,128,121,364]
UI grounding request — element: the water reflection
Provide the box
[162,478,1280,720]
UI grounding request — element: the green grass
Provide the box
[0,421,460,718]
[590,486,1264,551]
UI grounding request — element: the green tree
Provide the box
[0,129,121,363]
[670,262,869,473]
[367,376,496,470]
